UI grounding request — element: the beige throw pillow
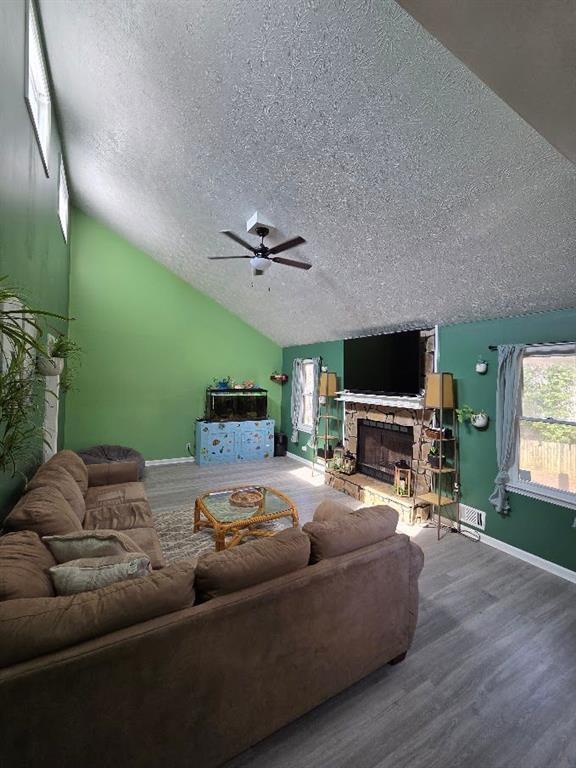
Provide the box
[43,530,144,563]
[50,553,151,596]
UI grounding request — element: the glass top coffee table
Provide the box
[194,485,299,551]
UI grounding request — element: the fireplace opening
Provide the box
[356,419,413,484]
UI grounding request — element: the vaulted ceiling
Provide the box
[40,0,576,346]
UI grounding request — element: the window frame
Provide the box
[297,358,315,434]
[58,156,69,242]
[507,343,576,511]
[25,0,52,177]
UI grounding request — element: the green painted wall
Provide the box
[0,0,70,515]
[65,211,282,460]
[281,341,344,458]
[439,308,576,571]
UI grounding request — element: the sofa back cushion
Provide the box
[43,529,145,563]
[3,487,82,537]
[27,465,86,524]
[0,531,57,601]
[0,561,196,668]
[312,498,353,523]
[44,450,89,496]
[195,528,310,601]
[303,505,399,562]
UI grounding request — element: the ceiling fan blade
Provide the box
[220,230,256,252]
[267,236,306,255]
[208,255,251,260]
[271,256,312,270]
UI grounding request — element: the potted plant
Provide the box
[456,404,489,430]
[37,334,82,389]
[0,276,66,475]
[427,445,441,469]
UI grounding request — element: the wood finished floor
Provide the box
[145,457,576,768]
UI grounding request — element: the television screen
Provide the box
[344,330,422,395]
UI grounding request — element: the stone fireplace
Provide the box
[356,418,413,484]
[324,329,435,523]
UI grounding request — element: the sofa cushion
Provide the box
[195,528,310,601]
[85,482,147,510]
[44,450,89,496]
[303,505,399,563]
[86,461,139,487]
[42,529,146,563]
[0,531,57,601]
[120,526,165,569]
[4,487,82,537]
[83,500,155,531]
[50,553,152,596]
[27,465,86,524]
[313,498,352,523]
[0,562,196,667]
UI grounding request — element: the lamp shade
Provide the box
[424,372,454,409]
[319,372,338,397]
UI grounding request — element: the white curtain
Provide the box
[489,344,525,516]
[290,357,321,444]
[290,358,304,443]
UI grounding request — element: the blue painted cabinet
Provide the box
[196,420,275,465]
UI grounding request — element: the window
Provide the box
[509,344,576,508]
[58,157,69,241]
[298,359,316,433]
[25,0,51,175]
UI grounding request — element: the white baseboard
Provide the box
[286,451,323,471]
[145,457,195,467]
[461,525,576,585]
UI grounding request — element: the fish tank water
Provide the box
[205,388,268,421]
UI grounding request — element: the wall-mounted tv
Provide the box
[343,330,423,396]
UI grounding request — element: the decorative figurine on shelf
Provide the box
[213,376,234,390]
[242,380,255,389]
[341,451,356,475]
[394,460,412,497]
[331,442,345,471]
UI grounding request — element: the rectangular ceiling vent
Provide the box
[460,504,486,531]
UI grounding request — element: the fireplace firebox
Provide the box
[356,419,413,484]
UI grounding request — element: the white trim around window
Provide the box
[507,342,576,511]
[58,156,69,242]
[25,0,52,176]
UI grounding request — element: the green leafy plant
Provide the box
[50,334,81,392]
[0,276,66,476]
[456,405,476,424]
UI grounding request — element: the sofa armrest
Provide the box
[87,461,139,487]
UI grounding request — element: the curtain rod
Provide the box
[488,340,574,351]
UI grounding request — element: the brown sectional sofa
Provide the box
[4,449,165,568]
[0,451,424,768]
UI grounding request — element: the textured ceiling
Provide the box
[40,0,576,346]
[398,0,576,165]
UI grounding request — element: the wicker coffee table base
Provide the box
[194,486,299,552]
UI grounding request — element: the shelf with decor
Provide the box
[412,372,461,540]
[313,372,342,472]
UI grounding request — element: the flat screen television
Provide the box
[344,330,422,396]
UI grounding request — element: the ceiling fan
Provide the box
[208,227,311,275]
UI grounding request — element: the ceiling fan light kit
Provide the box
[208,223,311,276]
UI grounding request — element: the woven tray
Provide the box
[229,489,264,508]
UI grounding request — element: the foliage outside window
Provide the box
[511,344,576,505]
[298,360,315,433]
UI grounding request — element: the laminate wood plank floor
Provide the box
[145,457,576,768]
